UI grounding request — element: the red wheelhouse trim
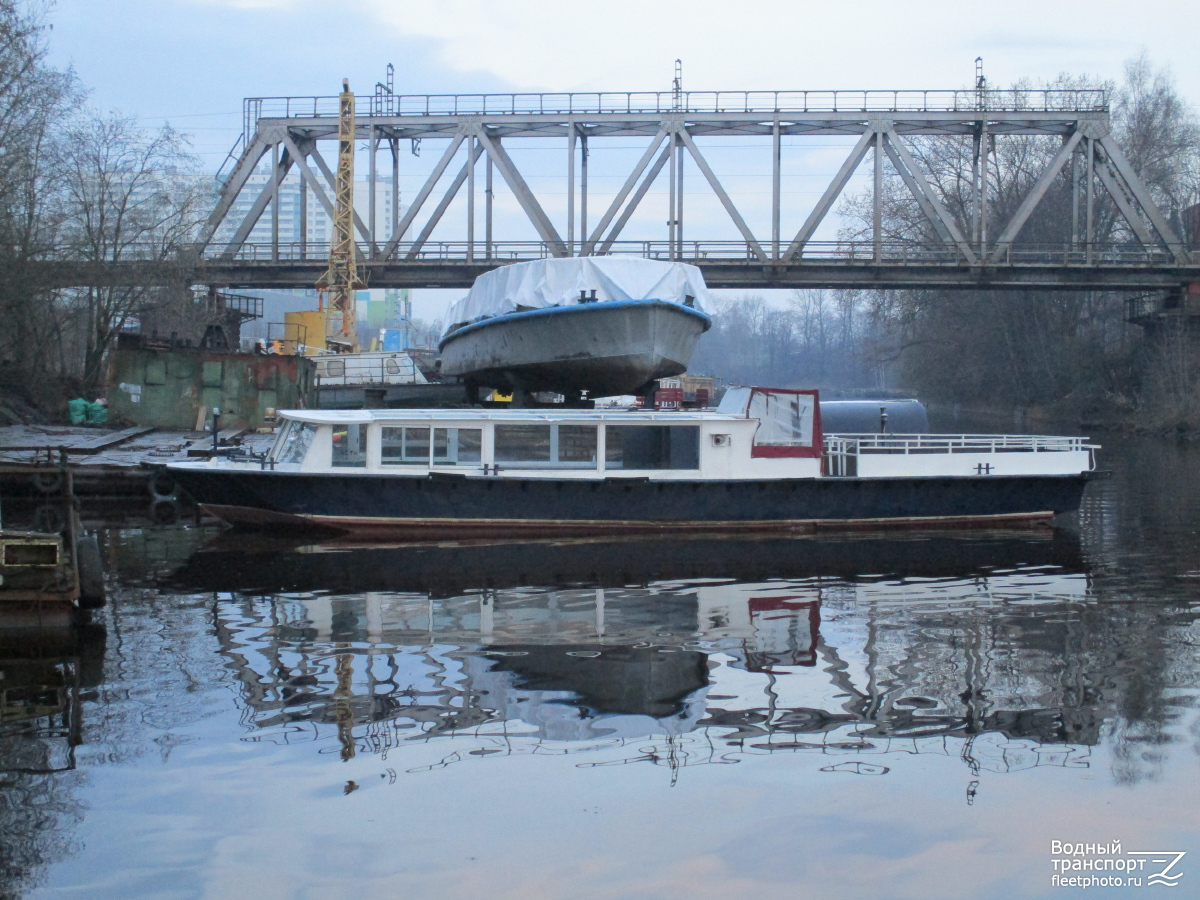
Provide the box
[742,387,824,459]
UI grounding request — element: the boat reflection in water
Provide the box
[171,526,1081,595]
[187,528,1096,779]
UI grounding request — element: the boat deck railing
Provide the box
[825,433,1093,454]
[822,433,1095,476]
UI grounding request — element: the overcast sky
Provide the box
[44,0,1200,320]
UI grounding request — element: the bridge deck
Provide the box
[41,243,1200,291]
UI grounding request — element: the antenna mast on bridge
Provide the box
[317,78,362,352]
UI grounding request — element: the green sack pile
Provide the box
[68,398,88,425]
[68,398,108,426]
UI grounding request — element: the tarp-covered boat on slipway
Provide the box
[438,257,712,399]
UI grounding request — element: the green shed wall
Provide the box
[107,349,315,430]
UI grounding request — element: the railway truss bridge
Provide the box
[54,87,1200,293]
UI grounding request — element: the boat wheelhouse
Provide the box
[167,388,1096,537]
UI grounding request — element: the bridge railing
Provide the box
[37,240,1180,267]
[197,240,1178,268]
[243,88,1109,140]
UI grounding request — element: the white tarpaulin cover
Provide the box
[445,257,711,330]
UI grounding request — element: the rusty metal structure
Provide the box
[183,82,1199,292]
[106,347,316,430]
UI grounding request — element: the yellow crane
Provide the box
[316,78,362,352]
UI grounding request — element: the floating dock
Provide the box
[0,425,275,498]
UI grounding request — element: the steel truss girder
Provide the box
[1095,135,1189,261]
[203,102,1188,272]
[279,136,368,264]
[405,137,486,259]
[29,252,1200,292]
[201,134,269,248]
[882,131,977,264]
[476,129,567,256]
[783,129,875,261]
[595,143,671,253]
[985,130,1188,264]
[211,138,378,262]
[988,131,1084,263]
[306,146,372,245]
[217,140,294,259]
[1093,147,1158,248]
[677,128,766,261]
[584,130,667,255]
[263,121,1085,142]
[381,132,466,260]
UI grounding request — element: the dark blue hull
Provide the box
[171,469,1090,537]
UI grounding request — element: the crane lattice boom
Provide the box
[317,78,363,351]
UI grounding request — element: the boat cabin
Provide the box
[235,387,1094,481]
[262,396,818,482]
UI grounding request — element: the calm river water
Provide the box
[2,434,1199,899]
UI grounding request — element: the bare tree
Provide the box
[691,292,880,391]
[57,113,209,393]
[0,0,81,390]
[838,58,1200,419]
[1115,54,1200,218]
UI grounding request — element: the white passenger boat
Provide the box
[168,387,1097,537]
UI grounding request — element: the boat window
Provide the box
[332,424,368,467]
[495,424,550,463]
[322,359,345,379]
[557,425,598,465]
[495,424,597,467]
[750,390,815,447]
[269,419,294,458]
[381,426,430,465]
[273,421,317,464]
[605,426,700,470]
[433,428,482,465]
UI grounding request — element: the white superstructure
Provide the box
[171,389,1096,483]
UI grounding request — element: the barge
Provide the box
[168,387,1096,537]
[438,257,712,398]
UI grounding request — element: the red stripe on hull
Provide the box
[201,503,1056,539]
